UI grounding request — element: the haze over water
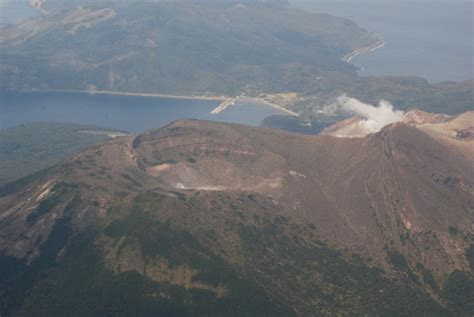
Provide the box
[292,0,473,83]
[0,91,284,132]
[0,0,40,27]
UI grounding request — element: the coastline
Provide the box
[342,35,386,64]
[211,97,300,117]
[11,88,299,116]
[35,89,230,101]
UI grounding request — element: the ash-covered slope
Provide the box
[0,118,472,315]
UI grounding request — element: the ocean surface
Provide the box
[0,91,284,132]
[292,0,473,83]
[0,0,40,27]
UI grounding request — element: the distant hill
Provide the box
[285,75,473,118]
[0,0,373,96]
[329,77,474,115]
[1,0,470,117]
[0,114,472,315]
[0,122,127,185]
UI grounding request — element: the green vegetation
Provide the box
[0,0,470,123]
[27,189,62,224]
[336,77,474,115]
[260,114,340,135]
[1,116,473,315]
[103,217,290,315]
[416,263,439,293]
[387,248,416,281]
[448,225,460,236]
[443,271,474,315]
[237,216,444,315]
[0,123,117,185]
[0,166,52,198]
[26,183,80,224]
[468,244,474,272]
[0,177,472,315]
[2,192,293,316]
[0,207,77,315]
[0,0,371,96]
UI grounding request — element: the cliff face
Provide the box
[0,115,473,315]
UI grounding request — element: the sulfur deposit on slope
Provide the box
[131,120,288,195]
[414,111,474,159]
[319,116,371,138]
[322,105,473,143]
[320,95,405,138]
[402,109,452,125]
[0,118,472,315]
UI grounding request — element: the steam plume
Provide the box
[335,95,404,132]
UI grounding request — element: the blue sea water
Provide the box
[0,0,40,27]
[1,1,471,82]
[0,91,284,132]
[292,0,473,83]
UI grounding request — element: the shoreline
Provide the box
[32,89,230,101]
[342,34,386,64]
[211,97,300,117]
[9,88,299,116]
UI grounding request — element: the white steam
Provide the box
[334,95,404,132]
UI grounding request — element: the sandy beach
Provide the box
[26,89,299,117]
[37,89,229,101]
[211,97,300,117]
